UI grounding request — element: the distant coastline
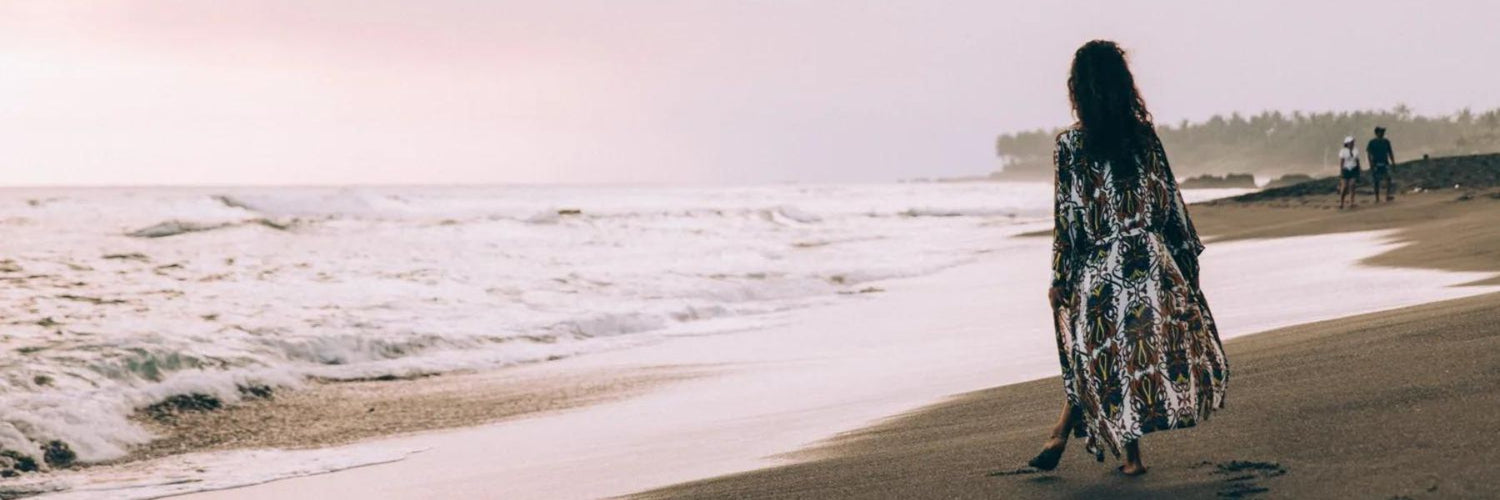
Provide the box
[992,107,1500,182]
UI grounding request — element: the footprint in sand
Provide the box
[1194,460,1287,498]
[987,467,1043,477]
[987,467,1061,485]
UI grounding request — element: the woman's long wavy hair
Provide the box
[1068,40,1156,183]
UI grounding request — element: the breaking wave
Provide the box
[0,182,1056,475]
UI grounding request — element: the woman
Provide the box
[1028,40,1228,476]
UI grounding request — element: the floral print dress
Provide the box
[1050,128,1229,460]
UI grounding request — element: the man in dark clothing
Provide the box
[1367,126,1396,202]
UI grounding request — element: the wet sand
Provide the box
[1192,188,1500,284]
[638,188,1500,499]
[131,364,707,461]
[638,291,1500,499]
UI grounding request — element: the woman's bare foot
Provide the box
[1120,439,1147,476]
[1027,436,1068,470]
[1118,462,1148,476]
[1029,402,1080,471]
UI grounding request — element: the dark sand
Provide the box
[639,288,1500,500]
[1192,188,1500,285]
[1019,188,1500,283]
[638,189,1500,499]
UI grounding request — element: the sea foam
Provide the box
[0,183,1242,471]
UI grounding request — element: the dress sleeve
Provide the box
[1152,135,1205,285]
[1051,133,1085,297]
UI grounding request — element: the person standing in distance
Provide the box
[1338,136,1362,209]
[1367,127,1396,202]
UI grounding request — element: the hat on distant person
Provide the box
[1374,126,1387,133]
[1343,136,1355,145]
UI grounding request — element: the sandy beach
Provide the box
[640,291,1500,499]
[8,6,1500,499]
[7,172,1497,499]
[168,236,1490,500]
[147,186,1495,498]
[641,184,1500,499]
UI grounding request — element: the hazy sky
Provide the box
[2,1,1497,186]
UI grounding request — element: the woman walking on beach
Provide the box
[1029,40,1228,476]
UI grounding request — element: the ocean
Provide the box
[3,182,1253,467]
[11,183,1500,499]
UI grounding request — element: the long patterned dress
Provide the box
[1050,128,1229,461]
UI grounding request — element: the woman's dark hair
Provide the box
[1067,40,1156,182]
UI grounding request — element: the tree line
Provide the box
[994,106,1500,180]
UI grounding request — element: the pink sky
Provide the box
[2,1,1498,185]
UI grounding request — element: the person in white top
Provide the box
[1337,136,1361,209]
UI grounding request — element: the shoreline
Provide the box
[638,290,1500,499]
[1192,189,1500,285]
[174,228,1493,499]
[128,364,708,462]
[16,189,1498,499]
[1,365,708,499]
[637,188,1500,498]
